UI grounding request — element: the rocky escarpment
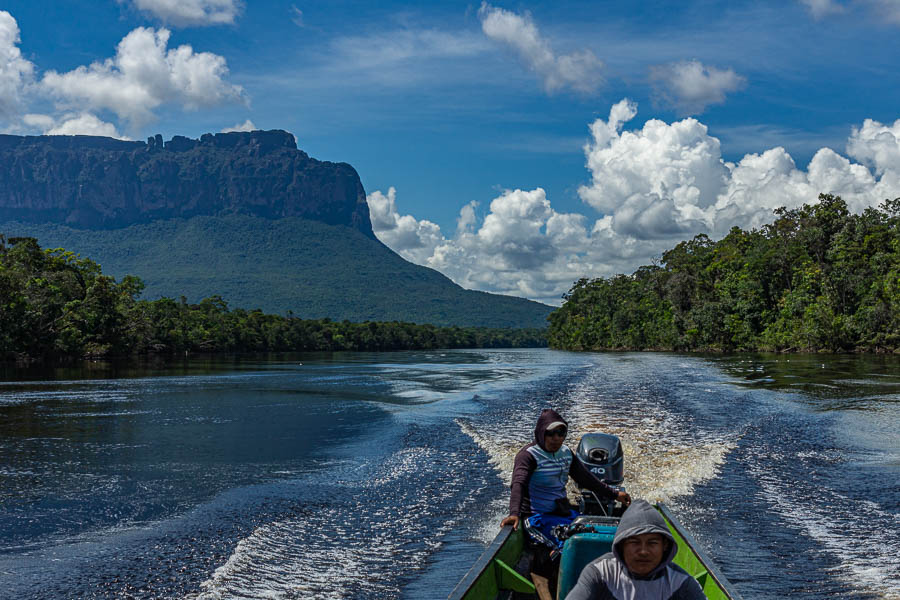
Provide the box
[0,130,373,235]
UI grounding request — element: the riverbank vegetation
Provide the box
[549,195,900,353]
[0,235,546,362]
[8,215,552,328]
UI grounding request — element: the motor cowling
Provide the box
[575,433,624,486]
[574,433,625,517]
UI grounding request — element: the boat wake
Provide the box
[455,360,737,548]
[192,440,484,600]
[750,459,900,600]
[562,374,736,503]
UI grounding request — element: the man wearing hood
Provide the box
[500,409,630,600]
[564,500,705,600]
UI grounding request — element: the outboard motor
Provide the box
[574,433,625,516]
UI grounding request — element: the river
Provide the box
[0,350,898,599]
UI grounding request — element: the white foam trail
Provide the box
[455,419,524,487]
[458,368,736,509]
[192,518,403,600]
[563,372,736,502]
[192,446,470,599]
[456,419,527,544]
[750,461,900,599]
[455,362,737,554]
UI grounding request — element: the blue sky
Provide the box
[2,1,900,303]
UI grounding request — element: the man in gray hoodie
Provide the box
[564,500,705,600]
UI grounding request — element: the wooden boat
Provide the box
[447,503,742,600]
[448,432,743,600]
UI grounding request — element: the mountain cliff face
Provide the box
[0,131,373,235]
[0,132,553,327]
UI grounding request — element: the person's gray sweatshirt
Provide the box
[564,500,706,600]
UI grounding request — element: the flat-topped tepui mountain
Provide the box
[0,130,372,233]
[0,131,552,328]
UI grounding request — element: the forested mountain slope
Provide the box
[2,216,552,328]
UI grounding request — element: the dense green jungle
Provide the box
[0,235,546,362]
[549,194,900,353]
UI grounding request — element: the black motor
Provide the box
[575,433,624,485]
[575,433,625,516]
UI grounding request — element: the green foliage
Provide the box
[549,194,900,354]
[0,236,545,362]
[1,215,552,328]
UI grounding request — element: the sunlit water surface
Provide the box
[1,350,898,599]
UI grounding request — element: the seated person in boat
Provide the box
[564,499,705,600]
[500,408,631,598]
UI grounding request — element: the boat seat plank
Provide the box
[495,559,536,594]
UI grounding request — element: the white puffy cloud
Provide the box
[221,118,256,133]
[40,27,244,128]
[580,99,729,227]
[22,113,54,130]
[369,187,598,304]
[650,60,746,115]
[583,100,900,240]
[127,0,242,27]
[367,187,445,265]
[49,114,125,138]
[846,118,900,176]
[25,112,128,138]
[370,101,900,304]
[478,2,603,95]
[0,11,35,120]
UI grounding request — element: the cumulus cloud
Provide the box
[24,112,127,138]
[478,2,603,95]
[369,186,600,304]
[846,118,900,175]
[40,27,244,128]
[650,60,745,115]
[0,11,35,119]
[581,99,900,238]
[126,0,242,27]
[367,187,445,265]
[21,113,54,130]
[48,114,126,138]
[370,100,900,304]
[579,98,728,237]
[221,118,256,132]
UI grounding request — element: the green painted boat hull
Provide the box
[447,503,742,600]
[657,504,740,600]
[447,525,536,600]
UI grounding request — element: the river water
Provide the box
[0,350,898,599]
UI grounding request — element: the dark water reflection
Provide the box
[710,352,900,403]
